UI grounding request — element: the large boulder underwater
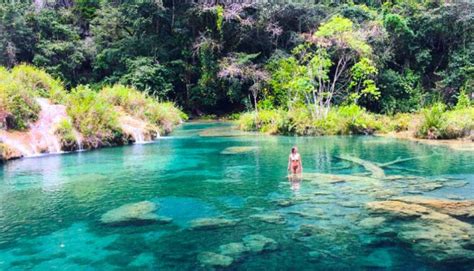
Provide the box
[197,234,278,268]
[100,201,172,226]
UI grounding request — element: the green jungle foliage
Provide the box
[66,85,123,147]
[100,85,187,133]
[0,65,65,129]
[0,1,471,116]
[238,104,385,136]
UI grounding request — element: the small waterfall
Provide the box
[0,98,68,157]
[28,98,64,154]
[131,128,146,144]
[119,114,154,144]
[73,130,84,151]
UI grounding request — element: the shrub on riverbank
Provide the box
[9,65,66,103]
[314,105,384,135]
[100,84,187,134]
[0,67,41,130]
[54,119,79,151]
[0,65,68,130]
[416,103,473,139]
[66,86,124,148]
[239,103,473,140]
[238,105,384,136]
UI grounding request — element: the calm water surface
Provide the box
[0,122,473,270]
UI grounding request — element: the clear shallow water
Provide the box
[0,122,473,270]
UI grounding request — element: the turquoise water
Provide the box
[0,122,473,270]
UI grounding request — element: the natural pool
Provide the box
[0,122,473,270]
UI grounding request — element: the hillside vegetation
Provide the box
[0,65,186,151]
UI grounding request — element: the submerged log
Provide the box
[336,154,386,178]
[384,165,423,174]
[378,154,437,168]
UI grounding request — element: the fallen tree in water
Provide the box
[336,153,438,177]
[336,154,386,178]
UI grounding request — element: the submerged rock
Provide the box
[189,218,239,230]
[366,200,474,262]
[446,194,465,200]
[100,201,169,226]
[128,252,155,268]
[288,207,325,219]
[392,196,474,218]
[302,172,380,185]
[359,249,393,269]
[444,180,469,188]
[219,242,249,257]
[242,234,278,253]
[220,146,259,155]
[358,217,386,229]
[197,252,233,267]
[313,191,331,196]
[366,201,430,218]
[337,201,360,208]
[308,251,322,261]
[293,224,328,239]
[274,199,293,207]
[250,213,286,224]
[407,181,444,192]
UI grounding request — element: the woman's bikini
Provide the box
[290,153,300,172]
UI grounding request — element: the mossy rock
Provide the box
[100,201,171,226]
[197,252,233,267]
[189,218,239,230]
[242,234,278,253]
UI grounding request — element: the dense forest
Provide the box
[1,1,471,112]
[0,0,473,139]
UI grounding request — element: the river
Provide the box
[0,122,473,270]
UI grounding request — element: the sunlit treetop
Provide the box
[313,15,372,56]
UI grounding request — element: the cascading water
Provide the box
[132,128,146,144]
[0,98,68,157]
[0,99,162,159]
[119,114,155,144]
[73,130,84,151]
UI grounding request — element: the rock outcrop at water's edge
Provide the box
[0,97,182,161]
[0,143,22,161]
[0,98,68,157]
[366,200,474,263]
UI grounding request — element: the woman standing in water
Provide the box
[288,146,302,174]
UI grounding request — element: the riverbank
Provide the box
[378,131,474,151]
[237,104,473,147]
[0,65,186,162]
